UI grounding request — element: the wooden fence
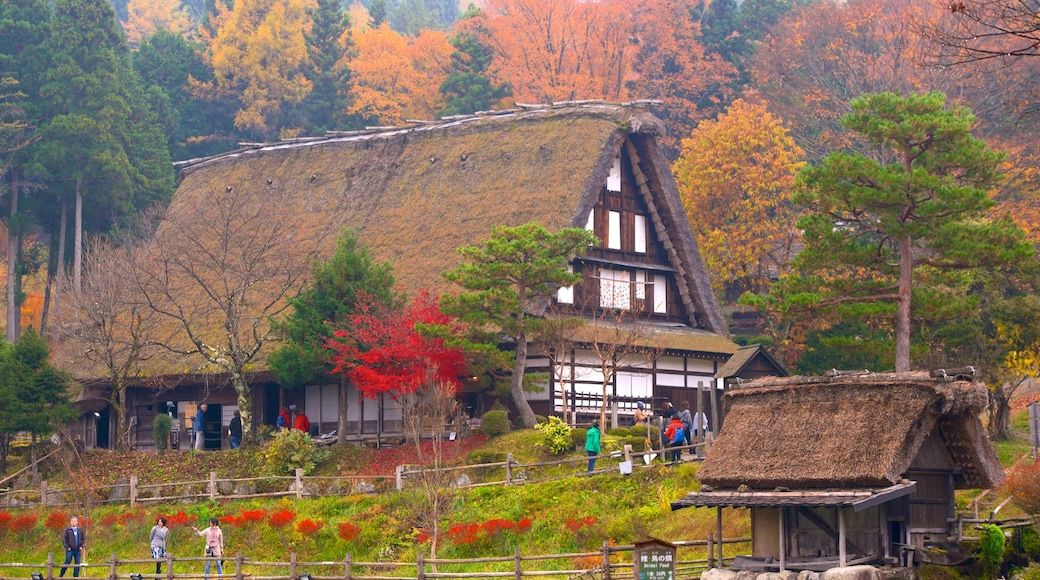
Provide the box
[0,536,752,580]
[1,443,706,510]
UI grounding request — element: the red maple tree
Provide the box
[325,291,467,399]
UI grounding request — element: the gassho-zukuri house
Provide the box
[670,371,1005,573]
[66,101,787,450]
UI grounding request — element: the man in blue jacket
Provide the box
[194,404,208,451]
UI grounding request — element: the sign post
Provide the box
[633,538,676,580]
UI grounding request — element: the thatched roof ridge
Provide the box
[697,373,1003,490]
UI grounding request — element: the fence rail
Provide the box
[0,537,751,580]
[1,442,706,510]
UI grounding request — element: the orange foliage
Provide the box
[123,0,192,46]
[20,292,43,331]
[484,0,640,103]
[348,25,453,123]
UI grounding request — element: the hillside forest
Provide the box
[2,0,1040,425]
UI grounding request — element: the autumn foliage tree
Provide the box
[483,0,639,103]
[348,24,453,123]
[674,99,805,301]
[208,0,315,139]
[123,0,192,46]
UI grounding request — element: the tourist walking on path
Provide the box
[149,517,169,574]
[678,401,693,447]
[59,516,86,577]
[194,404,208,451]
[193,518,224,578]
[585,420,601,472]
[665,416,685,462]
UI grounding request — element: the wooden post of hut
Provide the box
[838,509,847,567]
[778,508,786,572]
[716,507,724,566]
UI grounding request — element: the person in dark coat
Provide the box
[228,410,243,449]
[60,516,86,577]
[194,404,208,451]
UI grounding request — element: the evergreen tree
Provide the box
[268,229,400,444]
[300,0,358,133]
[438,6,511,117]
[764,92,1034,372]
[370,0,387,27]
[0,328,74,474]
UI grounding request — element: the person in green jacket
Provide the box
[585,420,601,472]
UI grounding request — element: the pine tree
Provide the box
[300,0,357,133]
[438,6,511,117]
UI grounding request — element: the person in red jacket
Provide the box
[293,411,311,434]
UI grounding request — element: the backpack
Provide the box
[276,415,286,429]
[670,425,685,445]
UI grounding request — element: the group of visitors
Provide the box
[276,407,311,433]
[56,515,224,579]
[582,399,710,471]
[192,405,244,450]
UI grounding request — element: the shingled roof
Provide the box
[694,372,1004,491]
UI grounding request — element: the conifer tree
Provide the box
[301,0,356,133]
[438,6,511,117]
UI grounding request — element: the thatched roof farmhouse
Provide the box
[69,102,756,450]
[672,371,1004,572]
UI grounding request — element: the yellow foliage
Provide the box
[673,99,806,300]
[20,292,43,331]
[347,2,372,31]
[348,25,452,124]
[123,0,192,46]
[209,0,316,139]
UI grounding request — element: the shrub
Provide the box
[466,449,507,465]
[620,436,648,452]
[629,424,660,442]
[480,410,510,438]
[153,414,173,452]
[571,428,587,450]
[978,523,1006,578]
[534,416,573,456]
[1020,525,1040,561]
[10,514,37,534]
[261,428,329,475]
[0,511,12,530]
[606,427,630,437]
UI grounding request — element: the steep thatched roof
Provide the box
[175,103,722,333]
[694,372,1004,490]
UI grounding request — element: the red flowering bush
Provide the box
[268,510,295,528]
[565,516,599,532]
[239,510,265,524]
[338,522,360,542]
[101,514,119,526]
[44,512,68,532]
[222,515,240,527]
[0,511,12,531]
[296,518,322,535]
[10,515,37,534]
[165,511,189,526]
[448,518,532,547]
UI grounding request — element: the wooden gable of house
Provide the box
[558,138,700,327]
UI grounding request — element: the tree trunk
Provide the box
[337,374,349,446]
[113,384,127,452]
[7,170,19,343]
[511,332,536,428]
[30,432,38,478]
[231,369,254,444]
[51,199,67,340]
[895,236,913,373]
[74,179,82,293]
[600,360,610,430]
[988,385,1013,440]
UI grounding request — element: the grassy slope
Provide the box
[0,429,751,572]
[3,408,1029,571]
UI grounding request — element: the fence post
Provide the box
[46,552,54,580]
[290,551,298,580]
[130,475,138,507]
[623,444,632,465]
[235,552,243,580]
[707,532,714,569]
[40,480,47,508]
[109,552,119,580]
[417,551,425,580]
[505,453,514,485]
[166,555,174,580]
[514,546,521,580]
[601,540,611,580]
[295,468,304,500]
[344,553,352,580]
[209,472,218,500]
[396,465,405,491]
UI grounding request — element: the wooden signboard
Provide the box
[633,538,676,580]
